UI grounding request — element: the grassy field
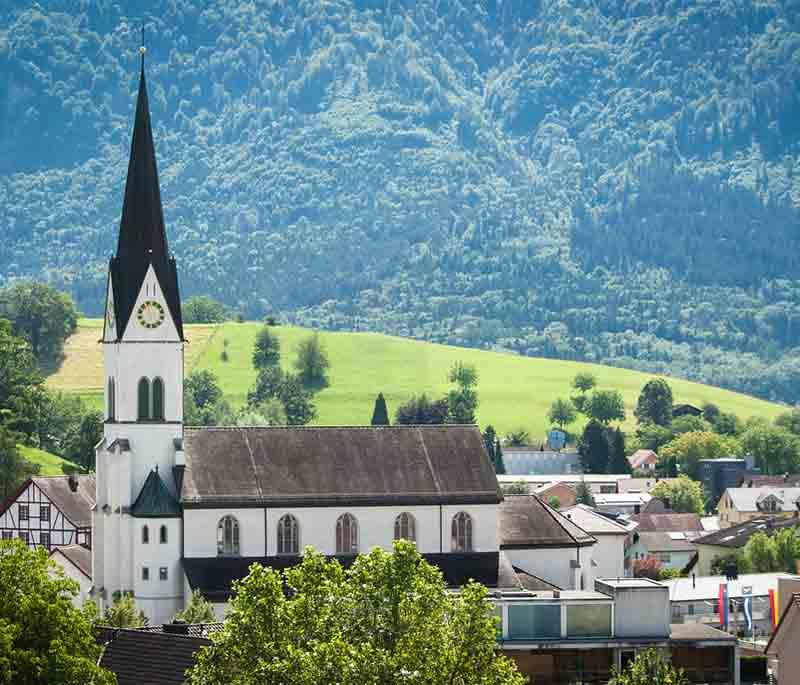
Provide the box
[17,445,78,477]
[47,319,787,439]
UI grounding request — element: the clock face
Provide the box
[137,300,166,329]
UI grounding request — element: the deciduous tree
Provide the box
[575,479,596,506]
[0,539,115,684]
[651,476,705,515]
[183,295,228,323]
[740,424,800,475]
[0,281,78,368]
[659,431,740,480]
[548,398,577,430]
[0,426,39,498]
[252,325,280,370]
[609,648,689,685]
[101,594,148,628]
[293,332,330,390]
[187,541,525,685]
[447,361,478,424]
[635,379,674,427]
[395,394,449,425]
[586,390,626,425]
[174,590,217,624]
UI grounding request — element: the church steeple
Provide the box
[109,53,183,340]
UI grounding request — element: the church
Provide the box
[91,56,597,625]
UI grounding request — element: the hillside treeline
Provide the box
[0,0,799,401]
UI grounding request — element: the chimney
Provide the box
[164,620,189,635]
[68,474,79,492]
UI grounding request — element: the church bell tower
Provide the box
[92,45,185,624]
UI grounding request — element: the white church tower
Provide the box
[92,48,186,624]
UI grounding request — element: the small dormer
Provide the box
[757,492,783,513]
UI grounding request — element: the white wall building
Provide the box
[561,504,637,579]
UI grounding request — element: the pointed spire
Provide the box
[110,50,183,339]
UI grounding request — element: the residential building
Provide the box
[499,495,596,591]
[693,517,800,576]
[700,459,749,511]
[664,573,800,638]
[501,448,581,475]
[630,512,703,534]
[765,576,800,685]
[532,482,577,508]
[627,532,697,572]
[498,577,739,685]
[50,544,92,606]
[497,474,630,495]
[628,449,658,472]
[0,474,94,550]
[593,492,653,516]
[739,474,800,489]
[673,404,703,418]
[717,488,800,527]
[561,504,637,578]
[618,476,679,493]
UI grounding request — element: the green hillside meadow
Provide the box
[48,320,784,440]
[17,445,78,477]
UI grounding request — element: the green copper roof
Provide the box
[131,468,181,518]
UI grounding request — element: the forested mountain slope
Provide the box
[1,0,799,402]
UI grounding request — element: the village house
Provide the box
[717,488,800,527]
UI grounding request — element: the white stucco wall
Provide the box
[184,503,499,558]
[504,544,595,590]
[592,535,628,579]
[133,518,184,624]
[50,551,92,608]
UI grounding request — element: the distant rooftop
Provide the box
[664,573,800,602]
[498,474,630,484]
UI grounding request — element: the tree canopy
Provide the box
[187,541,524,685]
[635,379,674,427]
[370,393,390,426]
[182,295,228,324]
[0,539,115,685]
[651,476,705,515]
[293,332,330,390]
[659,431,741,480]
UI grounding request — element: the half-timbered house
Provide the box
[0,474,94,550]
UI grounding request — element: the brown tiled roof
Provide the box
[499,495,596,548]
[98,629,209,685]
[184,552,519,601]
[33,475,95,528]
[181,426,501,507]
[50,544,91,579]
[630,513,702,533]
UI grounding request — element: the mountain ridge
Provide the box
[1,0,799,402]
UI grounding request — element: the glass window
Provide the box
[108,377,115,421]
[152,378,165,421]
[142,525,149,544]
[19,505,29,521]
[1,531,11,540]
[451,512,473,552]
[159,525,168,544]
[394,512,416,543]
[19,531,29,544]
[137,378,151,420]
[277,514,300,555]
[40,504,50,522]
[507,604,561,639]
[566,604,613,638]
[217,515,240,556]
[159,567,168,581]
[40,532,50,549]
[336,513,359,554]
[142,567,150,581]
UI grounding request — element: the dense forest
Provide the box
[1,0,799,402]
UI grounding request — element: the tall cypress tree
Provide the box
[371,393,390,426]
[494,438,506,475]
[608,427,631,474]
[579,420,610,474]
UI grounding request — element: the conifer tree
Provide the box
[494,438,506,474]
[575,478,595,507]
[371,393,390,425]
[608,427,631,474]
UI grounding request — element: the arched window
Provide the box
[152,377,165,421]
[394,512,416,543]
[277,514,300,555]
[451,512,473,552]
[159,525,168,544]
[142,525,149,544]
[336,513,359,555]
[137,378,151,420]
[107,378,115,421]
[217,515,240,556]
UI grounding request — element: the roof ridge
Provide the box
[185,424,479,431]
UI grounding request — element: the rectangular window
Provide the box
[40,504,50,522]
[40,532,50,549]
[142,567,150,581]
[159,567,168,581]
[659,553,672,564]
[19,505,29,521]
[507,604,561,639]
[1,531,11,540]
[566,604,613,638]
[19,531,29,544]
